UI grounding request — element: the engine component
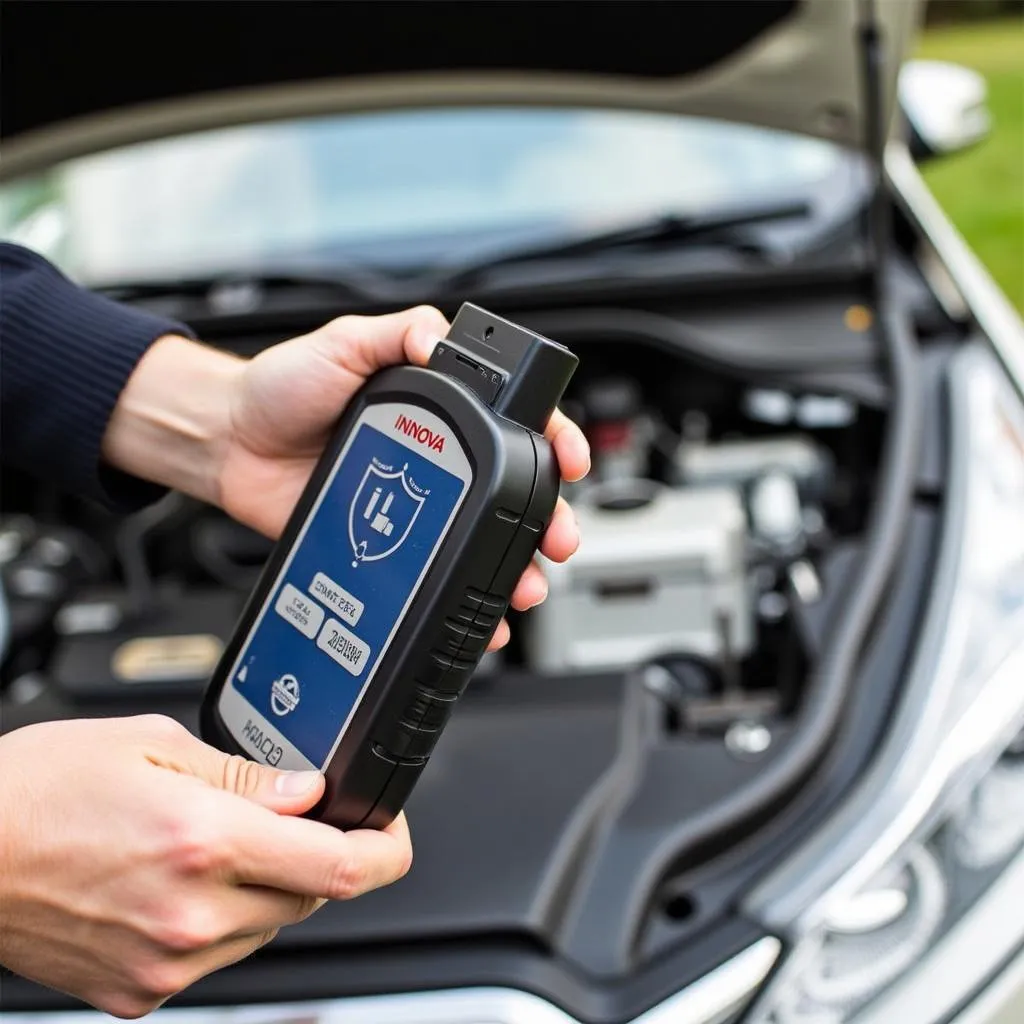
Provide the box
[51,586,242,700]
[725,720,774,758]
[527,484,752,673]
[0,518,107,682]
[743,389,795,426]
[671,434,832,496]
[743,389,856,430]
[749,471,804,549]
[649,625,780,735]
[580,376,651,483]
[795,393,856,429]
[190,517,273,589]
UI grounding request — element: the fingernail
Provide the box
[275,770,321,796]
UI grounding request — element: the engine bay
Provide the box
[4,279,943,1010]
[1,317,880,731]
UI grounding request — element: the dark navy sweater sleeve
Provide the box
[1,243,195,511]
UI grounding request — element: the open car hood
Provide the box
[1,1,922,180]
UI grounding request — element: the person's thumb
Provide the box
[216,757,325,814]
[163,726,325,814]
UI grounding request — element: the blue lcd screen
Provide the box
[229,422,467,767]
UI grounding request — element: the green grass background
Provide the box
[916,17,1024,312]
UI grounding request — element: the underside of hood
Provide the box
[2,1,922,179]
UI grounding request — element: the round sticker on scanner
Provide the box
[201,304,577,830]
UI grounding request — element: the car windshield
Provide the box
[0,107,855,286]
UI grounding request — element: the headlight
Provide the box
[746,343,1024,1023]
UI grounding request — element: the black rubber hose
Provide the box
[115,492,186,614]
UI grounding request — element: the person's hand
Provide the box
[0,715,412,1018]
[103,307,590,650]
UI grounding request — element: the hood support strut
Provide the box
[858,0,892,306]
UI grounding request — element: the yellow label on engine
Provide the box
[111,634,223,682]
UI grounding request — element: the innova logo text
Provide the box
[394,414,445,452]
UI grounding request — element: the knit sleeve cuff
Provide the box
[1,244,195,512]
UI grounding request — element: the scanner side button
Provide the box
[452,606,477,627]
[371,741,426,766]
[442,618,469,642]
[471,598,506,630]
[401,688,456,732]
[415,650,474,695]
[440,618,489,657]
[426,659,475,696]
[464,588,506,611]
[386,726,437,759]
[460,589,505,632]
[387,688,459,758]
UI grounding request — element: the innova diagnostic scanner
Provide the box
[201,304,577,829]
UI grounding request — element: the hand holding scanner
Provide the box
[200,304,578,829]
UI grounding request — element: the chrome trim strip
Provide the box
[0,937,780,1024]
[635,937,780,1024]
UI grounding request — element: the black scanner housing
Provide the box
[201,305,577,829]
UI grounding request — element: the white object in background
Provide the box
[899,60,991,158]
[527,484,751,673]
[750,471,804,548]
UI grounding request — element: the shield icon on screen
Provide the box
[349,461,426,563]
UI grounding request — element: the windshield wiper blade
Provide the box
[94,263,407,309]
[427,200,811,290]
[92,200,811,307]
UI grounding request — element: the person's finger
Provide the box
[226,802,413,900]
[510,561,548,612]
[485,618,511,652]
[403,314,449,366]
[154,928,280,1006]
[545,408,590,483]
[207,885,325,943]
[314,306,449,379]
[130,787,412,1007]
[144,720,326,816]
[380,808,412,843]
[538,497,579,564]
